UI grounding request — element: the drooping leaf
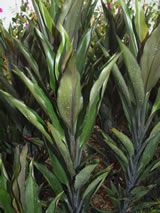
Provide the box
[0,90,52,144]
[13,38,41,80]
[134,0,148,42]
[141,25,160,92]
[13,68,63,137]
[57,55,83,130]
[118,38,144,106]
[34,162,65,198]
[74,164,97,189]
[47,123,75,176]
[25,162,42,213]
[46,192,64,213]
[111,128,134,157]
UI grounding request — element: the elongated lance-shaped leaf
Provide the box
[57,0,73,28]
[82,166,111,201]
[77,25,94,75]
[150,87,160,116]
[46,192,64,213]
[80,96,99,147]
[131,185,155,202]
[138,131,160,172]
[47,122,75,176]
[57,55,83,130]
[89,54,120,110]
[25,161,42,213]
[55,25,71,80]
[0,189,16,213]
[13,68,64,137]
[32,0,48,39]
[35,28,56,93]
[134,0,148,42]
[18,144,28,211]
[39,1,56,34]
[13,38,41,81]
[101,130,128,166]
[63,0,83,40]
[119,0,138,56]
[48,148,69,186]
[34,162,65,199]
[0,90,52,144]
[150,121,160,137]
[118,38,144,107]
[74,164,97,189]
[111,128,134,157]
[141,25,160,92]
[99,43,131,107]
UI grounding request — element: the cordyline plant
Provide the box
[100,0,160,212]
[0,0,119,212]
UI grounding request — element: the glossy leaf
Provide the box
[111,128,134,157]
[35,28,56,93]
[25,162,42,213]
[141,25,160,92]
[89,54,120,109]
[39,1,55,33]
[47,123,75,176]
[119,0,138,56]
[46,192,64,213]
[55,25,71,80]
[13,38,41,80]
[77,26,94,75]
[0,189,15,213]
[118,38,144,106]
[57,55,83,130]
[13,68,63,137]
[74,164,97,189]
[135,0,148,42]
[0,90,52,144]
[150,122,160,137]
[34,162,64,198]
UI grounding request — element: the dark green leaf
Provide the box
[131,185,155,202]
[111,128,134,157]
[0,189,15,213]
[25,162,42,213]
[46,192,64,213]
[141,25,160,92]
[74,164,97,189]
[118,38,144,106]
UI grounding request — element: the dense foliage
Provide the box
[0,0,160,212]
